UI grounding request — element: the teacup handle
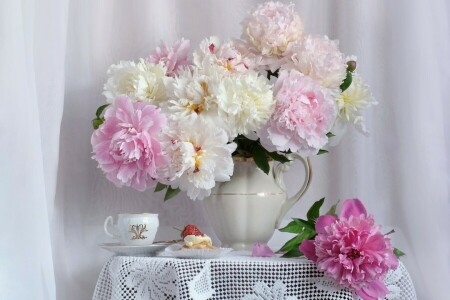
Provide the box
[273,153,312,228]
[104,216,120,239]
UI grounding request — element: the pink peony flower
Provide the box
[252,242,275,257]
[299,199,399,300]
[285,35,347,89]
[259,69,337,156]
[91,96,167,191]
[242,1,304,71]
[147,38,191,76]
[194,36,255,74]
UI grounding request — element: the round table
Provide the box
[92,253,416,300]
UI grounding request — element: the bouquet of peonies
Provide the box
[277,198,404,300]
[91,1,376,200]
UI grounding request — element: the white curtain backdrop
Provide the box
[1,0,449,299]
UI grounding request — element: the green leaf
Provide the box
[164,186,181,201]
[317,149,328,155]
[278,228,315,253]
[393,248,406,258]
[279,218,314,233]
[301,228,316,239]
[307,198,325,222]
[277,229,316,252]
[297,229,316,244]
[233,134,260,158]
[292,218,315,231]
[279,220,303,233]
[340,71,353,92]
[281,247,302,258]
[267,151,291,163]
[279,234,305,252]
[326,200,340,217]
[154,182,168,192]
[266,69,280,80]
[96,104,110,118]
[92,118,103,129]
[326,132,335,138]
[252,145,270,174]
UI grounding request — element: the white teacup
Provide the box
[104,213,159,246]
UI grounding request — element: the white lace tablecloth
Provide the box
[92,254,416,300]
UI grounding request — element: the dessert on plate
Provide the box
[180,224,218,250]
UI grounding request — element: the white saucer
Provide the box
[160,244,233,259]
[99,242,170,256]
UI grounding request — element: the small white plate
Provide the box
[160,244,233,259]
[99,242,170,256]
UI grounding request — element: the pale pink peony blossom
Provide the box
[91,96,167,191]
[242,1,304,71]
[299,199,399,300]
[259,69,337,156]
[193,36,255,74]
[147,38,191,76]
[285,35,347,89]
[252,242,275,257]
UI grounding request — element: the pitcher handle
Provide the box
[274,153,312,228]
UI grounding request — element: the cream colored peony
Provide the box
[158,119,236,200]
[287,35,347,89]
[164,68,225,129]
[103,59,171,104]
[336,73,377,133]
[214,71,274,138]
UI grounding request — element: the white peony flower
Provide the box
[103,59,172,104]
[335,73,377,133]
[158,119,236,200]
[194,36,254,74]
[165,68,225,129]
[214,71,274,138]
[286,35,347,89]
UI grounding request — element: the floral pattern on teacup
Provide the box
[129,224,149,240]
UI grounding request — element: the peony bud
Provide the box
[347,60,357,72]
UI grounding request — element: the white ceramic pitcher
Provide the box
[202,153,311,250]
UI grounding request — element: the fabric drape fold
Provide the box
[0,0,68,299]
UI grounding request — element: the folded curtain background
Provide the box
[0,0,449,299]
[0,0,68,299]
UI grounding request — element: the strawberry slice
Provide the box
[181,224,204,238]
